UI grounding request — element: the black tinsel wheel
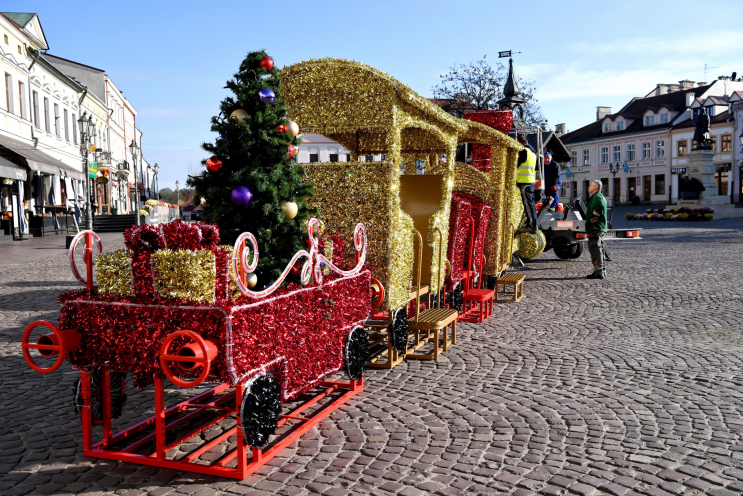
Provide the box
[73,369,127,422]
[451,284,464,311]
[390,308,409,354]
[240,374,282,449]
[345,326,369,381]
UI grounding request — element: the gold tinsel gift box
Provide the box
[95,248,236,302]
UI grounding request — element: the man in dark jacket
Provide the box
[542,152,562,210]
[585,180,608,279]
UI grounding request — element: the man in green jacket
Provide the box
[585,180,608,279]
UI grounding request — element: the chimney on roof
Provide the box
[655,84,669,96]
[679,80,695,88]
[697,82,707,87]
[596,106,611,121]
[555,123,566,136]
[669,84,680,93]
[686,92,695,107]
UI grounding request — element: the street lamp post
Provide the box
[608,162,621,203]
[129,140,140,225]
[77,113,96,230]
[153,163,160,200]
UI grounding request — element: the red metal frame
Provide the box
[79,371,363,479]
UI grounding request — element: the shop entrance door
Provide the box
[613,178,621,203]
[628,177,637,200]
[643,176,651,201]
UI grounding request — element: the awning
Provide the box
[0,133,86,180]
[0,155,28,181]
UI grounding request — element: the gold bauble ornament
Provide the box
[246,273,258,289]
[286,120,299,137]
[281,201,298,220]
[230,109,250,124]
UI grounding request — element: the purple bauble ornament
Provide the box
[231,186,253,206]
[258,89,275,104]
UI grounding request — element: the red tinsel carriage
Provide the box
[21,218,371,479]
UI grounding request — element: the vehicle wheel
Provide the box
[240,374,281,449]
[554,244,578,259]
[568,242,584,259]
[74,369,127,422]
[450,284,463,311]
[345,326,369,381]
[390,307,409,354]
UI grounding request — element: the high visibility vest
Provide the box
[515,149,537,184]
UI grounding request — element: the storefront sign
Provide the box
[88,162,98,179]
[95,176,108,184]
[671,168,687,174]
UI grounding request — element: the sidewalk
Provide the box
[0,231,124,267]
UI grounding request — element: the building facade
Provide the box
[562,78,743,205]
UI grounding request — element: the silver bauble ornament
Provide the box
[286,120,299,137]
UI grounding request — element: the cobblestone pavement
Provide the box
[2,221,743,496]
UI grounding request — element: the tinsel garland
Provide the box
[446,196,472,283]
[58,270,370,394]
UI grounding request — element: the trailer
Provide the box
[21,219,371,479]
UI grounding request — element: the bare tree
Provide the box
[432,55,545,126]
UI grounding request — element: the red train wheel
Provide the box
[159,330,214,388]
[22,321,66,373]
[370,277,385,309]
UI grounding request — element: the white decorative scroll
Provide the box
[68,230,103,287]
[232,217,367,299]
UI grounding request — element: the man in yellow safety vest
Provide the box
[516,134,537,231]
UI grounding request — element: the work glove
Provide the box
[551,186,558,192]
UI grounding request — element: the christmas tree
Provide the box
[188,50,314,285]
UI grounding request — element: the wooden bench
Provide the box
[494,273,525,303]
[407,307,458,360]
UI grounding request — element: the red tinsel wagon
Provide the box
[21,218,371,479]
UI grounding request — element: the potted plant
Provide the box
[631,195,640,206]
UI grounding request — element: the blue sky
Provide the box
[8,0,742,188]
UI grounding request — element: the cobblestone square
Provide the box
[2,220,743,496]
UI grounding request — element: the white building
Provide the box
[729,91,743,203]
[1,12,87,238]
[562,77,743,205]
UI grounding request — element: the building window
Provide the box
[43,97,50,132]
[72,113,78,144]
[309,153,319,162]
[63,109,69,140]
[644,115,655,126]
[570,150,577,167]
[677,140,687,157]
[329,153,338,162]
[54,104,60,137]
[616,121,624,131]
[642,142,651,160]
[660,113,669,124]
[612,145,621,163]
[655,140,665,158]
[692,108,701,120]
[626,143,636,162]
[655,174,666,195]
[17,81,24,118]
[721,135,732,152]
[604,123,610,133]
[365,155,374,162]
[707,106,714,117]
[582,149,589,166]
[3,34,7,44]
[32,91,39,127]
[346,153,352,162]
[4,73,11,113]
[716,169,728,196]
[600,147,609,164]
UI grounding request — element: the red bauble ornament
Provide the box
[206,156,223,172]
[287,144,296,157]
[277,124,287,133]
[260,56,274,71]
